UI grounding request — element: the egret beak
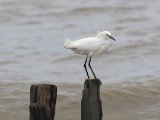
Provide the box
[109,36,116,41]
[106,34,116,41]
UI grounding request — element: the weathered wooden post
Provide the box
[81,79,103,120]
[29,84,57,120]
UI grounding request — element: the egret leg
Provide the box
[84,56,90,79]
[88,56,97,79]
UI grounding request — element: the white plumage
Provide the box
[64,31,116,79]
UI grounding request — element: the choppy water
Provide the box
[0,0,160,120]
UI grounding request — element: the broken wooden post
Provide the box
[81,79,103,120]
[29,84,57,120]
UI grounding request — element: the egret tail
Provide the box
[64,39,73,48]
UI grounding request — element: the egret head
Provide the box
[96,31,116,41]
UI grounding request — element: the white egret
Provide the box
[64,31,116,79]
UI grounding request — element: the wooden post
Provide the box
[81,79,103,120]
[29,84,57,120]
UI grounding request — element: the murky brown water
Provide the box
[0,0,160,120]
[1,80,160,120]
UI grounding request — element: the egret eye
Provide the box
[106,34,110,37]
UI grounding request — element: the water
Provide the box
[0,0,160,120]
